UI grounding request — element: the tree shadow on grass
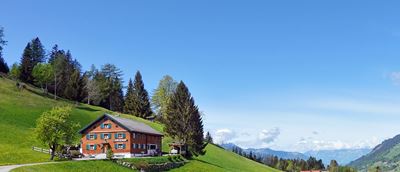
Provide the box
[76,106,100,112]
[194,159,224,169]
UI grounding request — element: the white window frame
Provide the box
[89,144,95,150]
[117,144,124,149]
[117,133,123,139]
[89,134,95,140]
[104,124,109,128]
[104,133,110,139]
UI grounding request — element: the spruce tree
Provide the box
[205,131,213,144]
[123,79,135,114]
[130,71,152,118]
[0,27,8,74]
[19,38,46,84]
[109,76,124,112]
[19,43,33,82]
[165,81,206,157]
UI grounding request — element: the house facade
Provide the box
[79,114,163,158]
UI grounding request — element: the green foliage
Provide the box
[106,147,114,160]
[125,71,152,118]
[35,106,80,160]
[32,63,53,92]
[0,26,9,74]
[165,81,205,157]
[19,38,45,84]
[205,131,213,144]
[9,63,20,80]
[151,75,178,119]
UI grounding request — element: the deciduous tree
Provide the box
[35,106,80,160]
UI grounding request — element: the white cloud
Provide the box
[258,127,280,145]
[214,129,237,144]
[294,137,381,152]
[390,72,400,85]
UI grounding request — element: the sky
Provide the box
[2,0,400,152]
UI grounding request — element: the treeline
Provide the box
[230,145,356,172]
[0,27,206,158]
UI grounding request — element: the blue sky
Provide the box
[2,0,400,152]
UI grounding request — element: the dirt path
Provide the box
[0,162,58,172]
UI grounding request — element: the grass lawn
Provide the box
[170,144,281,172]
[1,77,279,171]
[0,77,169,165]
[12,160,133,172]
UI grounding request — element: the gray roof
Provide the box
[79,113,163,136]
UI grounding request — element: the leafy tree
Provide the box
[83,68,102,105]
[32,63,53,93]
[151,75,178,120]
[205,131,213,144]
[106,147,114,160]
[0,27,8,74]
[9,63,20,80]
[35,106,80,160]
[165,81,205,157]
[129,71,152,118]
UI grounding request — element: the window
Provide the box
[118,133,123,138]
[90,145,95,150]
[140,144,145,149]
[87,133,97,140]
[104,134,110,139]
[133,143,138,149]
[104,124,109,128]
[149,145,157,150]
[86,144,96,150]
[115,144,125,150]
[133,133,136,139]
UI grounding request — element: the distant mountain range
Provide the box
[304,148,371,165]
[220,143,370,166]
[349,134,400,171]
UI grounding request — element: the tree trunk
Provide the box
[50,145,56,160]
[54,72,57,100]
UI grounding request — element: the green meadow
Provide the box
[1,77,278,171]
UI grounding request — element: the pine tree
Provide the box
[123,79,135,114]
[109,76,124,112]
[19,43,33,82]
[19,38,46,84]
[205,131,213,144]
[165,81,206,157]
[0,27,8,74]
[130,71,152,118]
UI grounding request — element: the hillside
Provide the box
[349,134,400,171]
[304,148,371,165]
[0,76,278,171]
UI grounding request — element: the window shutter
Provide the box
[86,134,89,140]
[94,144,97,150]
[100,124,104,129]
[86,145,89,150]
[94,134,97,139]
[115,133,118,138]
[123,144,126,149]
[108,124,111,129]
[122,133,126,138]
[101,133,104,139]
[114,144,117,149]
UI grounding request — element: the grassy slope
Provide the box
[171,144,280,172]
[1,77,278,171]
[12,161,133,172]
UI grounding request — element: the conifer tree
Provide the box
[0,27,8,74]
[19,43,34,82]
[165,81,206,157]
[130,71,152,118]
[19,38,45,84]
[109,76,124,112]
[123,79,135,114]
[205,131,213,144]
